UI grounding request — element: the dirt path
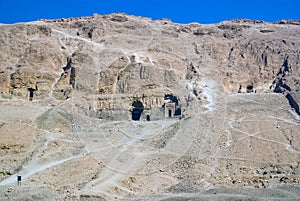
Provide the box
[80,120,179,198]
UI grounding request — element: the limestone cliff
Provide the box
[1,14,299,118]
[0,14,300,200]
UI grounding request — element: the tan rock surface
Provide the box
[0,14,300,200]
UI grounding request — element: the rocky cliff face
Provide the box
[0,14,300,200]
[1,14,299,116]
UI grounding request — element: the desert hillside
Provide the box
[0,13,300,200]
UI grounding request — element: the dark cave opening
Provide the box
[168,109,172,117]
[246,85,253,93]
[28,88,35,101]
[131,100,144,121]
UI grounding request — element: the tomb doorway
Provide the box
[132,100,144,121]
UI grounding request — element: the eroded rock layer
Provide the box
[0,14,300,200]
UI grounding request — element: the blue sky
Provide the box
[0,0,299,24]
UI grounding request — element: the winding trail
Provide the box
[0,154,83,186]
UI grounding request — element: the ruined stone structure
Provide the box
[163,94,182,118]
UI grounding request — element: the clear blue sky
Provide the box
[0,0,299,24]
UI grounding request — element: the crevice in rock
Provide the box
[271,55,299,115]
[70,66,76,89]
[63,57,72,72]
[273,79,291,93]
[52,57,76,100]
[282,55,290,73]
[285,93,300,115]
